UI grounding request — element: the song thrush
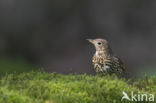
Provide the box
[87,38,125,76]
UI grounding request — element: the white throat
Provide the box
[95,51,104,57]
[95,51,99,57]
[95,51,108,58]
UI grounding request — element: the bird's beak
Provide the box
[86,39,94,44]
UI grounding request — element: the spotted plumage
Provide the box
[87,38,125,76]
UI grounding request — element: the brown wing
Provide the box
[115,57,126,72]
[108,56,125,75]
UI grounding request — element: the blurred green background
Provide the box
[0,58,34,75]
[0,0,156,78]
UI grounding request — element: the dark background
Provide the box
[0,0,156,78]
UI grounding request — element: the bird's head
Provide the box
[87,38,113,55]
[87,38,109,51]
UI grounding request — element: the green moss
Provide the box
[0,71,155,103]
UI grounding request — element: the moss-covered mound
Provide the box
[0,72,155,103]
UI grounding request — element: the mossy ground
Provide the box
[0,71,155,103]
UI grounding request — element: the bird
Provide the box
[87,38,125,76]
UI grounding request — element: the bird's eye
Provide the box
[98,42,102,45]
